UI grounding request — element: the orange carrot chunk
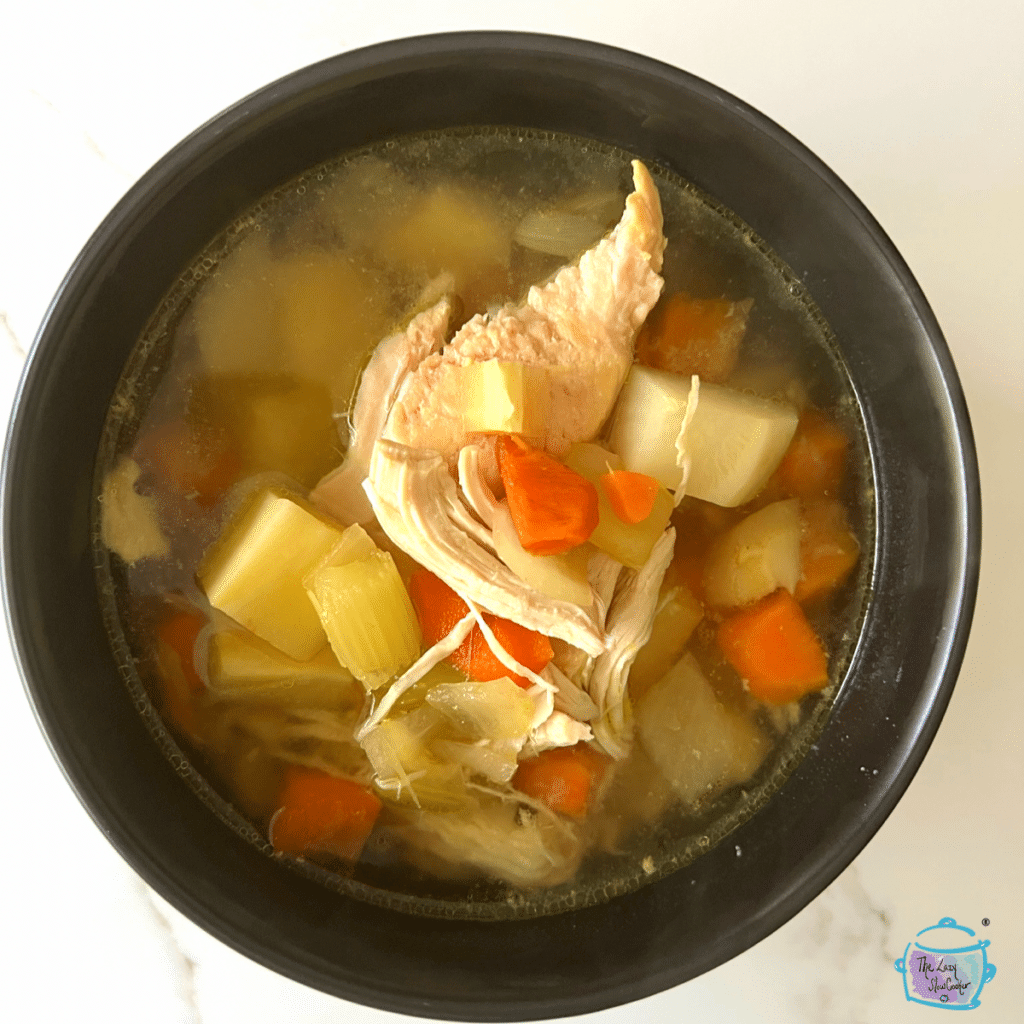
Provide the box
[636,292,752,383]
[407,569,471,647]
[775,409,849,500]
[600,470,660,525]
[497,435,599,555]
[463,616,554,689]
[513,744,611,816]
[795,499,860,603]
[271,767,381,860]
[152,609,208,742]
[407,570,553,688]
[141,420,241,507]
[717,588,829,705]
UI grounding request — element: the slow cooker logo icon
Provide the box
[894,917,997,1010]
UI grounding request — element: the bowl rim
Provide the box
[2,30,981,1020]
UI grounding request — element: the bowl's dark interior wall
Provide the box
[2,34,978,1021]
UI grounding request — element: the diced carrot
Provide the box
[141,420,241,507]
[513,744,611,816]
[271,767,381,860]
[600,470,660,525]
[407,570,554,688]
[153,609,207,741]
[462,616,554,688]
[407,570,471,647]
[774,409,849,500]
[795,499,860,603]
[717,588,829,704]
[636,292,752,383]
[497,435,599,555]
[157,611,207,693]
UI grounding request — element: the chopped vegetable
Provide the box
[407,570,554,688]
[636,293,752,383]
[497,435,599,555]
[383,182,511,312]
[153,610,207,741]
[141,420,241,507]
[564,442,674,568]
[426,677,534,741]
[703,499,802,608]
[600,470,660,524]
[636,653,767,807]
[362,708,469,810]
[408,570,476,648]
[774,408,849,499]
[270,767,381,860]
[207,629,355,707]
[491,502,592,606]
[717,588,829,704]
[795,499,860,603]
[195,237,388,408]
[457,360,550,437]
[307,549,422,690]
[627,585,704,700]
[513,209,608,258]
[190,374,339,490]
[198,488,344,661]
[513,744,610,816]
[608,367,798,506]
[99,456,170,564]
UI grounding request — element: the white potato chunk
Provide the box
[608,366,798,506]
[636,654,768,808]
[703,499,802,608]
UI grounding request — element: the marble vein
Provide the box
[135,876,203,1024]
[1,311,26,360]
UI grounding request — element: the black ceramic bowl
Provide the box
[2,32,979,1020]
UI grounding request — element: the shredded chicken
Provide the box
[365,440,605,656]
[529,710,594,753]
[588,529,676,759]
[381,160,665,464]
[311,298,452,525]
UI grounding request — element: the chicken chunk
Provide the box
[311,297,452,524]
[382,160,665,461]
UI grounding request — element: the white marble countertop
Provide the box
[2,2,1021,1021]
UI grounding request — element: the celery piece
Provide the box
[458,360,550,437]
[564,442,673,569]
[426,677,534,742]
[302,522,377,588]
[363,710,469,810]
[198,489,345,661]
[207,629,356,707]
[627,586,704,700]
[306,549,421,690]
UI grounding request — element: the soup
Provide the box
[94,129,870,917]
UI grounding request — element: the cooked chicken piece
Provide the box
[529,711,594,753]
[542,662,599,722]
[310,297,452,525]
[457,443,499,528]
[365,440,605,656]
[588,529,676,759]
[382,161,665,462]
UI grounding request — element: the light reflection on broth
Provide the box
[93,128,872,919]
